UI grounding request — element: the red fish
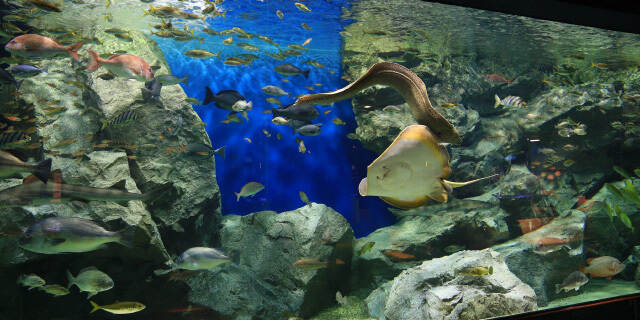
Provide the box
[5,34,83,61]
[580,256,625,279]
[382,250,416,261]
[86,49,154,81]
[517,217,553,234]
[485,73,514,85]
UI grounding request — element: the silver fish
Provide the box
[555,271,588,293]
[175,247,231,270]
[67,267,114,298]
[16,273,46,289]
[494,95,527,108]
[19,217,135,254]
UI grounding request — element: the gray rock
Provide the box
[366,249,537,320]
[351,198,509,294]
[186,203,354,319]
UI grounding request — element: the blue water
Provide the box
[155,0,395,237]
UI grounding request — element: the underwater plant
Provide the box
[602,166,640,232]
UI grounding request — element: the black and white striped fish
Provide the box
[494,95,527,108]
[0,132,29,149]
[100,111,139,130]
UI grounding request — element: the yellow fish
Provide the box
[295,3,311,12]
[90,301,145,314]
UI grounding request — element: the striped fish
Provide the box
[494,95,527,108]
[0,132,29,149]
[100,111,139,130]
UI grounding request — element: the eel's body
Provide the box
[294,62,462,145]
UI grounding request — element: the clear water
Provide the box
[1,0,640,319]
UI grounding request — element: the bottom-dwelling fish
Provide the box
[19,217,135,254]
[556,271,588,293]
[458,266,493,277]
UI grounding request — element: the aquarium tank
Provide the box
[1,0,640,319]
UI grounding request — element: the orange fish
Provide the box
[382,250,416,261]
[4,34,83,61]
[485,73,513,85]
[4,116,21,121]
[302,38,312,46]
[579,256,625,279]
[293,259,333,270]
[517,217,553,234]
[85,49,154,81]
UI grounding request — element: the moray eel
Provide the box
[294,62,462,145]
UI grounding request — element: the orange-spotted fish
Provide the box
[5,34,83,61]
[85,49,154,81]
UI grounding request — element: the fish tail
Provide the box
[66,42,84,61]
[555,284,562,293]
[443,174,499,189]
[507,78,514,85]
[85,49,103,72]
[14,79,23,91]
[214,51,222,60]
[148,22,153,29]
[221,10,226,19]
[235,192,240,202]
[90,301,101,314]
[41,66,48,74]
[117,226,136,248]
[182,74,189,86]
[494,95,501,108]
[100,119,109,131]
[66,269,75,290]
[215,146,226,158]
[203,86,215,105]
[302,69,310,79]
[32,158,52,184]
[142,9,150,17]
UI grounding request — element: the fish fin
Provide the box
[579,264,585,274]
[110,179,127,191]
[47,238,66,246]
[100,119,108,131]
[141,88,151,102]
[494,95,501,108]
[203,86,215,105]
[182,74,189,86]
[586,258,595,264]
[87,292,96,299]
[142,183,173,202]
[14,79,23,90]
[443,174,499,189]
[235,192,240,202]
[85,49,103,72]
[430,192,448,203]
[67,42,84,61]
[555,284,562,294]
[302,69,310,79]
[606,266,615,272]
[41,66,48,74]
[22,174,42,184]
[606,276,613,280]
[90,301,100,313]
[66,269,75,290]
[32,158,52,184]
[380,195,430,209]
[117,226,136,248]
[215,146,226,158]
[507,78,514,85]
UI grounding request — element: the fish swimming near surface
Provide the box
[358,125,497,209]
[556,271,588,293]
[9,64,48,79]
[90,301,146,314]
[4,34,83,61]
[67,267,114,298]
[174,247,232,270]
[85,49,154,81]
[579,256,625,279]
[16,273,46,289]
[274,64,310,78]
[182,143,226,160]
[0,67,23,90]
[494,95,527,108]
[19,217,136,254]
[203,87,246,111]
[236,182,264,201]
[272,103,319,121]
[293,62,461,145]
[388,197,495,218]
[0,150,52,183]
[141,77,162,102]
[485,73,513,85]
[0,169,172,208]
